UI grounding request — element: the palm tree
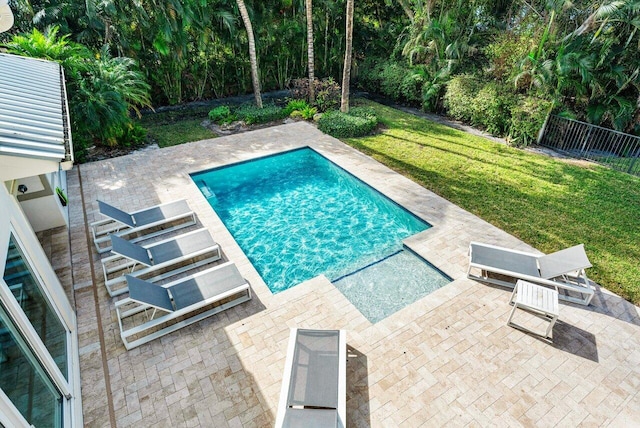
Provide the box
[340,0,354,113]
[306,0,315,103]
[236,0,262,108]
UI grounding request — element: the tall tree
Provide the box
[236,0,262,108]
[306,0,315,102]
[340,0,354,113]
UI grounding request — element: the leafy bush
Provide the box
[283,99,310,116]
[508,96,553,147]
[314,78,341,112]
[117,122,147,147]
[296,106,318,120]
[472,82,516,135]
[484,34,534,81]
[317,109,378,138]
[290,78,341,112]
[235,103,287,125]
[356,57,386,93]
[4,27,151,155]
[380,62,406,101]
[208,105,235,124]
[443,75,481,123]
[400,70,426,104]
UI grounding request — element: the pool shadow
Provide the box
[346,346,371,427]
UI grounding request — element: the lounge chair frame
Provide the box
[102,228,221,297]
[90,199,196,253]
[275,328,347,428]
[467,242,595,306]
[115,261,251,350]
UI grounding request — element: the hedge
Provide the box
[317,108,378,138]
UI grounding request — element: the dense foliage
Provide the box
[356,0,640,143]
[2,0,639,148]
[3,0,404,105]
[2,27,151,159]
[317,106,378,137]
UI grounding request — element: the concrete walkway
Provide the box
[47,122,640,427]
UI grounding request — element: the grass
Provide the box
[345,100,640,304]
[137,107,216,147]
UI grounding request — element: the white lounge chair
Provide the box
[90,199,196,253]
[115,261,251,350]
[275,328,347,428]
[102,228,221,297]
[467,242,595,305]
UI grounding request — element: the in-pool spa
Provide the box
[192,148,450,321]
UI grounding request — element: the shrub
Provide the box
[443,75,481,123]
[484,33,534,81]
[208,105,235,124]
[290,78,312,100]
[235,103,287,125]
[508,96,553,147]
[400,68,427,104]
[290,78,341,112]
[314,78,341,112]
[471,82,516,135]
[422,80,445,112]
[356,57,386,93]
[317,109,378,138]
[299,105,318,120]
[283,99,310,116]
[379,62,406,101]
[117,122,147,147]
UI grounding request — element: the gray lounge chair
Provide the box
[115,261,251,349]
[102,228,221,297]
[90,199,196,253]
[275,328,347,428]
[467,242,595,305]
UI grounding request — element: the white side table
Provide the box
[507,280,559,339]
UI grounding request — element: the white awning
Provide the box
[0,53,73,164]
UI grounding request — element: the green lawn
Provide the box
[138,107,216,147]
[346,100,640,304]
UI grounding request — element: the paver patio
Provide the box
[43,122,640,426]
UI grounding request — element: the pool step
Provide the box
[197,181,216,199]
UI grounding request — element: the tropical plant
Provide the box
[208,105,236,124]
[283,99,310,116]
[3,26,151,154]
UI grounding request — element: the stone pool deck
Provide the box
[49,122,640,426]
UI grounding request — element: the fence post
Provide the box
[628,155,639,175]
[537,112,551,145]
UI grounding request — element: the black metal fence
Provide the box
[538,115,640,176]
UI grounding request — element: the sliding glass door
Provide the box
[0,232,72,427]
[0,303,64,427]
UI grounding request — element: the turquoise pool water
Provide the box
[334,249,451,323]
[192,148,430,293]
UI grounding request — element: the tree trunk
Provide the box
[236,0,262,108]
[306,0,315,102]
[340,0,354,113]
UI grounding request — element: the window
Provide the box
[3,235,68,379]
[0,302,63,427]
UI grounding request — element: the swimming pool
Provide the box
[192,148,431,293]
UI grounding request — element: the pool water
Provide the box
[192,148,431,293]
[334,249,451,323]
